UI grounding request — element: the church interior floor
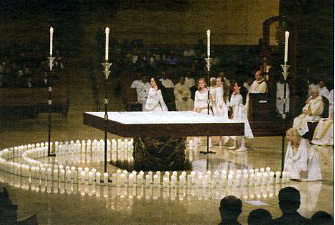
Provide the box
[0,110,333,225]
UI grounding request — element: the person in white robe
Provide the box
[209,77,217,114]
[246,71,268,114]
[214,76,229,145]
[217,72,230,103]
[144,77,168,112]
[284,128,322,181]
[159,72,174,88]
[312,111,333,146]
[293,89,324,136]
[131,75,151,111]
[228,81,253,151]
[174,77,193,111]
[185,72,195,88]
[318,81,329,98]
[276,80,290,115]
[193,78,212,150]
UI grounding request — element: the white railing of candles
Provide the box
[0,139,291,192]
[1,171,290,202]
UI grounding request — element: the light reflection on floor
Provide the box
[0,140,333,225]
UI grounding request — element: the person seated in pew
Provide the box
[19,75,35,88]
[174,77,193,111]
[293,88,324,136]
[131,75,151,111]
[284,128,322,181]
[159,71,174,88]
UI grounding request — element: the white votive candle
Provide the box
[103,173,108,185]
[275,171,281,184]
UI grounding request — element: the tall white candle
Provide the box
[207,29,210,57]
[284,31,289,63]
[105,27,110,61]
[50,27,54,56]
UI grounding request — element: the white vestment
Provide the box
[293,96,324,136]
[144,88,168,112]
[213,86,228,120]
[319,86,330,99]
[185,77,195,88]
[276,82,290,114]
[229,93,253,138]
[284,139,322,181]
[246,79,268,113]
[328,89,333,116]
[312,118,334,146]
[174,83,193,111]
[160,78,174,88]
[133,81,150,110]
[193,89,212,148]
[194,89,211,114]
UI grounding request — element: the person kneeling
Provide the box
[284,128,322,181]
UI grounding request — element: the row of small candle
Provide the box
[1,171,289,202]
[0,141,290,188]
[55,139,134,155]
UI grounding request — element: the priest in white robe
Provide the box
[293,89,324,136]
[246,71,268,113]
[174,77,193,111]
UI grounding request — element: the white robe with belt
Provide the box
[144,88,168,112]
[284,139,322,181]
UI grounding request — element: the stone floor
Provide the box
[0,113,333,225]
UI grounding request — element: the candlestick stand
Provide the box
[48,56,56,157]
[280,64,290,173]
[200,58,216,155]
[102,61,112,173]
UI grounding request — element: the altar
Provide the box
[83,112,244,170]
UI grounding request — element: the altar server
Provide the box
[215,76,229,145]
[293,88,324,136]
[144,77,168,112]
[174,77,193,111]
[284,128,322,181]
[209,77,217,114]
[228,81,253,151]
[193,78,212,149]
[215,76,229,119]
